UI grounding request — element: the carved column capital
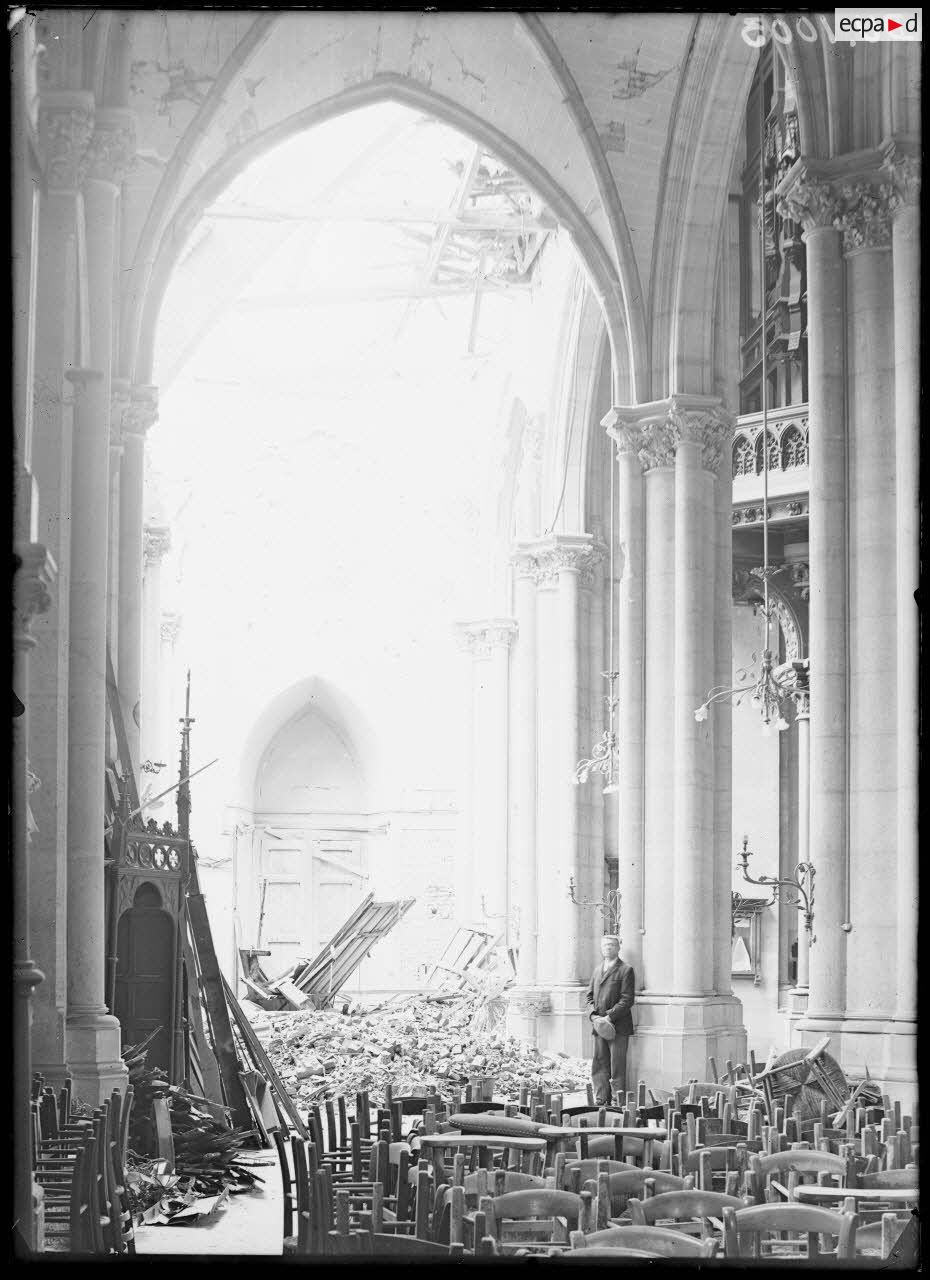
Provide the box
[777,173,844,233]
[38,90,94,190]
[143,524,171,568]
[13,543,57,641]
[123,385,159,439]
[668,397,734,474]
[607,397,733,474]
[882,144,921,213]
[457,618,518,659]
[534,536,600,586]
[833,182,894,252]
[160,611,182,645]
[510,546,540,580]
[84,108,136,186]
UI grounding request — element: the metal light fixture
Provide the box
[573,435,619,793]
[567,876,621,937]
[736,834,815,956]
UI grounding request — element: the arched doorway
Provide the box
[114,882,175,1073]
[251,702,370,979]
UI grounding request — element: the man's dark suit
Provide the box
[585,957,635,1105]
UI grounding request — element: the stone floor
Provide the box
[133,1153,283,1257]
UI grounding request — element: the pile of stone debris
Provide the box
[245,990,591,1108]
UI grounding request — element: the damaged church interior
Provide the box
[11,8,920,1260]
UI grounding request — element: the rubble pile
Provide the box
[246,992,592,1107]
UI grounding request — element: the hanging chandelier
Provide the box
[695,93,800,735]
[573,438,619,793]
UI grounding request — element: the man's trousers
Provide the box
[591,1032,629,1106]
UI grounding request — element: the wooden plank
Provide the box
[183,925,226,1106]
[186,858,253,1130]
[104,645,140,813]
[221,972,310,1141]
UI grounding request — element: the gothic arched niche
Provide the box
[249,701,369,979]
[114,881,175,1073]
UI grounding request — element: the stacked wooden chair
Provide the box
[31,1074,134,1255]
[274,1066,917,1262]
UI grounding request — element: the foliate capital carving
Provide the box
[882,145,921,213]
[777,175,842,233]
[606,423,645,464]
[510,548,539,581]
[123,386,159,439]
[457,618,517,659]
[38,91,94,190]
[13,543,57,638]
[160,611,182,645]
[833,182,893,252]
[84,109,136,185]
[605,397,733,473]
[669,401,734,475]
[143,524,171,568]
[534,538,601,586]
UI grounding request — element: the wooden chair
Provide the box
[746,1148,847,1202]
[354,1230,466,1258]
[723,1202,858,1260]
[482,1188,591,1255]
[628,1188,745,1241]
[289,1137,319,1255]
[540,1124,666,1168]
[36,1132,96,1253]
[569,1224,719,1257]
[556,1156,640,1192]
[599,1169,693,1223]
[417,1133,546,1182]
[464,1167,545,1205]
[306,1102,363,1182]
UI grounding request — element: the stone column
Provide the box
[794,681,811,993]
[547,536,599,987]
[885,148,919,1028]
[602,398,743,1084]
[459,620,516,930]
[509,551,539,989]
[454,628,476,926]
[65,367,128,1103]
[601,418,646,988]
[835,185,896,1020]
[778,178,848,1021]
[30,90,94,1089]
[641,436,676,996]
[160,611,183,769]
[580,544,606,983]
[106,385,126,767]
[141,524,171,768]
[118,387,158,773]
[13,545,56,1253]
[672,410,716,997]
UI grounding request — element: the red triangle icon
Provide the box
[888,17,902,29]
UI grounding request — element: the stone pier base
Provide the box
[66,1013,128,1106]
[626,995,747,1091]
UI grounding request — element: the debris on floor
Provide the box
[122,1034,265,1224]
[245,989,592,1108]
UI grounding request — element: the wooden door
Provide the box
[259,834,310,980]
[311,842,367,956]
[114,883,175,1073]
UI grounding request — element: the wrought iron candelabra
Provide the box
[573,669,620,793]
[737,834,815,942]
[567,876,621,938]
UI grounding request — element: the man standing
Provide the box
[585,934,635,1106]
